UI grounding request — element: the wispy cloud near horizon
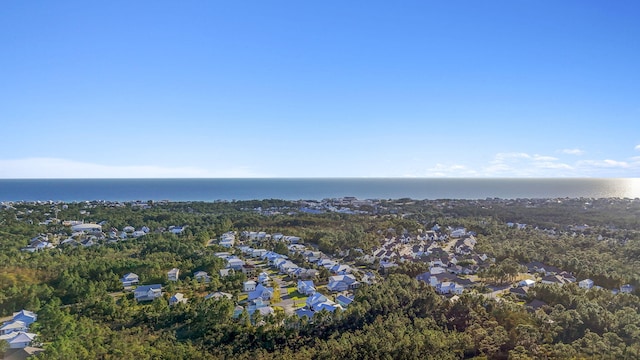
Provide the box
[0,158,263,179]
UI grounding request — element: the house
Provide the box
[559,271,576,283]
[71,223,102,233]
[227,258,245,270]
[243,280,257,292]
[416,272,431,284]
[541,275,566,286]
[219,232,235,248]
[205,292,233,300]
[0,321,28,336]
[167,268,180,281]
[295,308,315,319]
[219,268,233,277]
[251,249,268,257]
[518,279,536,287]
[578,279,594,289]
[278,261,299,274]
[436,282,464,295]
[242,264,257,277]
[11,311,37,327]
[330,264,351,275]
[120,272,140,287]
[621,284,635,294]
[169,293,187,306]
[336,294,354,308]
[525,262,561,276]
[258,272,271,284]
[450,228,466,238]
[510,287,530,298]
[193,271,210,283]
[5,331,37,349]
[283,236,301,244]
[297,280,316,296]
[305,292,341,312]
[298,269,319,280]
[315,302,342,313]
[134,284,162,302]
[327,274,359,292]
[80,238,95,247]
[170,226,185,234]
[361,272,377,285]
[248,284,274,301]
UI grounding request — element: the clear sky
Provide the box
[1,1,639,178]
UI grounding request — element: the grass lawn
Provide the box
[287,288,309,302]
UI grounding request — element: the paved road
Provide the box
[271,276,297,315]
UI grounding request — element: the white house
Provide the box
[450,228,466,238]
[71,223,102,233]
[578,279,594,289]
[5,331,37,349]
[219,232,235,248]
[327,274,359,292]
[244,280,257,292]
[170,226,185,234]
[0,320,28,335]
[169,293,187,306]
[519,279,536,287]
[168,268,180,281]
[436,282,464,295]
[251,249,268,257]
[621,284,635,294]
[120,273,140,287]
[227,258,245,270]
[248,284,274,301]
[306,293,341,312]
[205,292,233,300]
[134,284,162,302]
[193,271,210,283]
[297,280,316,296]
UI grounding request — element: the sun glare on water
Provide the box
[621,178,640,199]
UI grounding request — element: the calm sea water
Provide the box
[0,178,639,202]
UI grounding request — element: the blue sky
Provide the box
[1,1,639,178]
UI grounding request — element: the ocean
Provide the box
[0,178,639,202]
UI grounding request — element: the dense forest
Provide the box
[0,197,639,359]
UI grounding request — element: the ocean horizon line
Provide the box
[1,178,639,202]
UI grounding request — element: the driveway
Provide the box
[271,276,297,315]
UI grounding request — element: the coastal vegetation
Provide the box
[0,197,639,359]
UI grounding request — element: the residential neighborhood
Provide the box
[2,197,640,359]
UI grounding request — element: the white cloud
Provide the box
[560,148,585,156]
[484,152,571,176]
[0,158,263,178]
[635,144,640,151]
[577,159,630,169]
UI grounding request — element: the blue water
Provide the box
[0,178,638,202]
